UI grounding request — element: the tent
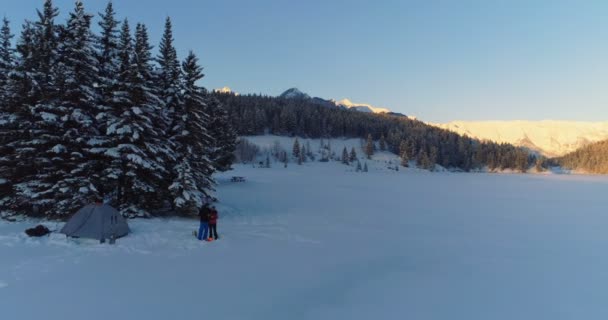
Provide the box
[60,204,130,242]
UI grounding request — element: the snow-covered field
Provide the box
[3,160,608,320]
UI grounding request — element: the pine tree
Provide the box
[400,151,409,167]
[0,17,14,208]
[95,1,120,117]
[104,22,166,216]
[157,16,181,129]
[363,162,368,172]
[356,160,362,172]
[300,145,306,162]
[298,148,305,165]
[19,0,102,216]
[399,140,407,158]
[1,21,37,213]
[33,0,59,100]
[365,134,374,159]
[429,146,438,171]
[535,156,545,172]
[341,147,349,165]
[100,18,132,207]
[282,151,288,168]
[417,149,430,170]
[205,95,236,172]
[265,155,270,168]
[292,138,300,159]
[379,134,386,151]
[0,17,14,112]
[349,147,357,162]
[170,51,214,212]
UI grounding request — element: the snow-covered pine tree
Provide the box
[97,21,165,216]
[429,146,438,171]
[400,151,409,167]
[363,162,368,172]
[169,51,214,213]
[47,1,102,215]
[204,95,237,172]
[96,18,131,205]
[399,140,407,158]
[379,134,386,151]
[0,17,14,112]
[157,16,181,130]
[417,149,430,170]
[0,17,15,213]
[356,160,362,172]
[341,147,349,165]
[95,1,120,122]
[10,1,99,217]
[33,0,60,101]
[299,148,305,164]
[349,147,357,162]
[292,137,300,159]
[1,21,36,214]
[282,151,288,168]
[365,134,374,159]
[265,154,270,168]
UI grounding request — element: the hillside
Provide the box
[213,91,533,173]
[433,120,608,157]
[556,139,608,174]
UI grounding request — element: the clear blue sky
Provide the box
[3,0,608,122]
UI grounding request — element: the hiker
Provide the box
[198,204,211,241]
[208,206,219,240]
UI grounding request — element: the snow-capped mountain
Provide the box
[335,98,391,114]
[279,88,311,100]
[214,86,238,95]
[278,88,393,115]
[432,120,608,157]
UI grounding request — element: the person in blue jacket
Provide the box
[197,204,211,240]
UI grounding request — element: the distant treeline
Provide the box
[556,140,608,174]
[212,92,533,172]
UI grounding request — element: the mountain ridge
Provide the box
[278,88,395,115]
[431,120,608,157]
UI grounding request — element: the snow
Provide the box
[432,120,608,157]
[86,138,106,146]
[4,157,608,319]
[40,112,58,122]
[335,98,391,114]
[280,87,311,99]
[50,144,67,154]
[214,86,238,95]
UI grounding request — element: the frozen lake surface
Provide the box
[2,162,608,320]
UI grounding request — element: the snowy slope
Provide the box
[432,120,608,157]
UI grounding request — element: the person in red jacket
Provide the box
[207,206,219,241]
